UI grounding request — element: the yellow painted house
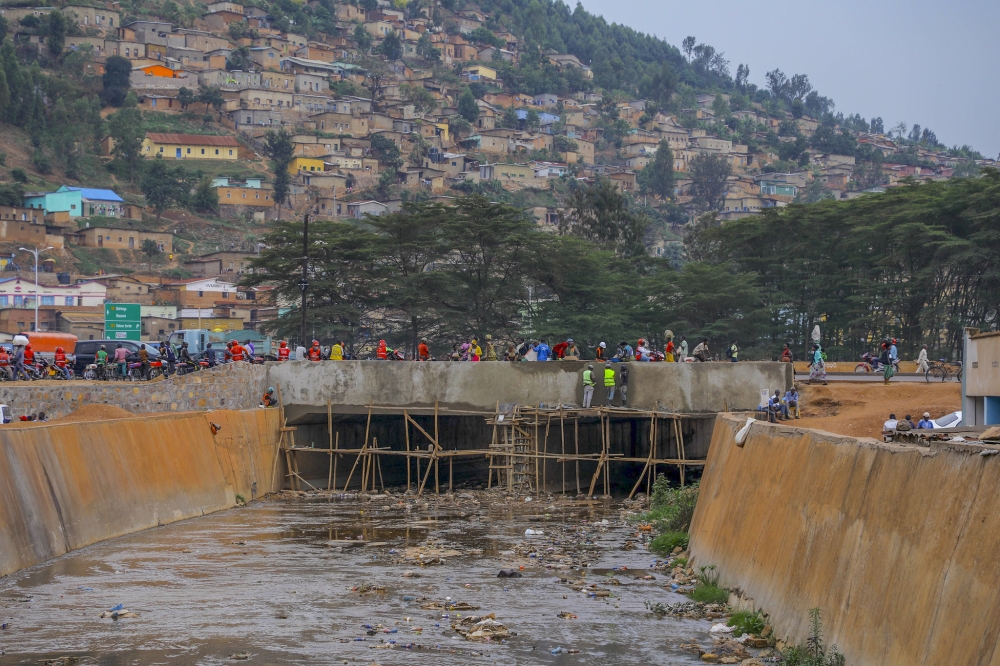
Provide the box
[288,156,325,174]
[143,133,241,160]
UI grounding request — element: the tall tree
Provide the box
[106,92,145,183]
[645,140,675,200]
[353,23,373,52]
[689,152,732,211]
[263,128,294,219]
[45,10,66,58]
[101,55,132,107]
[357,55,389,111]
[457,87,479,123]
[566,178,649,258]
[376,29,402,60]
[141,156,191,221]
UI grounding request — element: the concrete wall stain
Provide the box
[689,415,1000,665]
[0,408,281,578]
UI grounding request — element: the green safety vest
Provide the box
[604,367,616,387]
[583,369,595,386]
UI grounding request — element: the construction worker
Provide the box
[54,346,70,379]
[595,341,606,361]
[330,340,344,360]
[277,340,290,361]
[604,361,617,406]
[308,340,322,361]
[418,338,430,361]
[582,364,596,408]
[261,387,277,408]
[619,362,630,407]
[230,341,245,362]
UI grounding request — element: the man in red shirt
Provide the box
[418,339,430,361]
[307,340,322,361]
[54,346,70,379]
[552,338,572,360]
[277,340,290,361]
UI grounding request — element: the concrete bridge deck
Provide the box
[268,360,794,423]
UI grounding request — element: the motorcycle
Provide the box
[855,352,900,374]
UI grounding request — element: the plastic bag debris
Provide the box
[524,528,543,536]
[710,622,734,633]
[734,417,755,447]
[228,652,252,660]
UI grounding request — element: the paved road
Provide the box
[794,373,957,384]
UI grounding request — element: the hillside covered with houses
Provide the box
[0,0,993,340]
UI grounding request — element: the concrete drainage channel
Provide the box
[0,488,778,664]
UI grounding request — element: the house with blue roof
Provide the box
[24,186,126,219]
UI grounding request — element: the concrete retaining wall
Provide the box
[269,360,793,420]
[689,415,1000,665]
[0,408,282,578]
[0,363,268,419]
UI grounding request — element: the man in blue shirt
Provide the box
[917,412,933,429]
[783,386,800,419]
[535,339,552,361]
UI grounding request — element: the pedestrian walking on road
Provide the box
[603,361,616,406]
[726,340,739,362]
[809,343,827,384]
[582,364,596,408]
[619,363,629,407]
[916,344,929,373]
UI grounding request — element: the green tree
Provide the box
[457,87,479,123]
[263,128,294,218]
[400,83,435,113]
[357,55,389,111]
[192,176,219,215]
[448,115,472,141]
[141,155,190,221]
[196,84,225,116]
[645,140,675,199]
[226,45,253,71]
[416,32,440,62]
[370,133,402,170]
[178,86,195,110]
[689,152,732,211]
[141,238,161,258]
[106,92,145,183]
[642,62,678,109]
[101,55,132,107]
[566,178,649,258]
[376,29,402,60]
[353,23,373,52]
[45,10,66,58]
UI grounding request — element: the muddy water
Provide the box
[0,492,714,665]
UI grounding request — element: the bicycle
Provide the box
[925,360,963,382]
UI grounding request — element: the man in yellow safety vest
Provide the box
[604,361,617,406]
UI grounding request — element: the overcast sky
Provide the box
[575,0,1000,158]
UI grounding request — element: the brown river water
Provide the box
[0,491,716,665]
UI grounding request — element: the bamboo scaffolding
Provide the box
[283,405,707,495]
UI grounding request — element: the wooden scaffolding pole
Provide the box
[574,416,580,495]
[327,399,334,491]
[404,412,411,492]
[628,411,657,500]
[343,403,373,491]
[559,407,566,495]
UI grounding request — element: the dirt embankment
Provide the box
[794,381,961,438]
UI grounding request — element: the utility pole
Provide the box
[19,245,53,333]
[297,212,310,347]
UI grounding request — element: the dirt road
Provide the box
[794,381,961,439]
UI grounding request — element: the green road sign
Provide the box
[105,303,142,341]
